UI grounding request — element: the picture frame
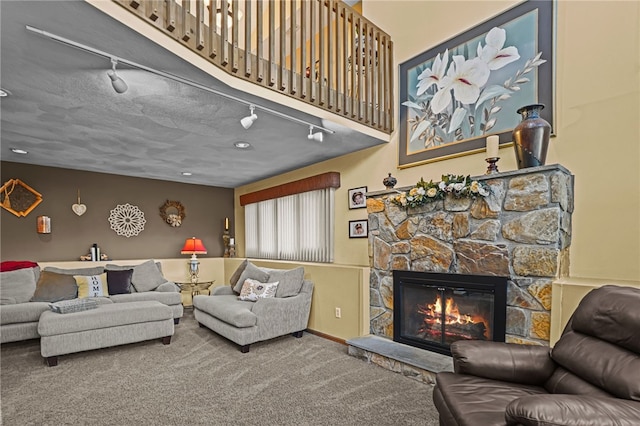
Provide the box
[398,0,554,168]
[349,220,368,238]
[348,186,367,209]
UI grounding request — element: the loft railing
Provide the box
[114,0,393,133]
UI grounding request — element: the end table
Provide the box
[177,280,215,308]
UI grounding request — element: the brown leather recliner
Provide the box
[433,285,640,426]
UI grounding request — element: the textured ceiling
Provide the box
[0,1,386,188]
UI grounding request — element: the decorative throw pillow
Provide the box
[0,266,39,304]
[268,267,305,298]
[74,273,108,298]
[229,259,249,292]
[105,269,133,295]
[106,260,166,292]
[30,271,78,303]
[238,278,279,302]
[233,262,270,295]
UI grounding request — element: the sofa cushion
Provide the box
[232,262,269,294]
[31,271,78,303]
[193,294,257,328]
[0,302,51,325]
[109,291,181,306]
[265,267,304,298]
[106,260,167,292]
[238,278,279,301]
[0,267,39,304]
[229,259,249,293]
[43,266,105,276]
[105,269,133,295]
[74,273,108,298]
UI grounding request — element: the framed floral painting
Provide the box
[399,0,554,167]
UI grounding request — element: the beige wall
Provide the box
[1,162,235,262]
[235,1,640,283]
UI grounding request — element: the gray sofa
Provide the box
[0,260,183,344]
[193,262,313,352]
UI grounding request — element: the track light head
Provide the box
[240,105,258,129]
[307,126,324,143]
[107,58,128,94]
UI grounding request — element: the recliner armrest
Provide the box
[505,394,640,426]
[451,340,555,385]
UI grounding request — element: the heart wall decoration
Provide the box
[72,189,87,216]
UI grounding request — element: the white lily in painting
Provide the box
[432,56,490,114]
[478,27,521,70]
[416,49,449,96]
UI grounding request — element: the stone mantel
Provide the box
[365,164,574,346]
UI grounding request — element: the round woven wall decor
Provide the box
[108,203,146,237]
[159,200,185,227]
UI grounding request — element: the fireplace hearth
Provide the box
[393,270,507,356]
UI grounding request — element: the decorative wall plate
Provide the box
[108,203,146,237]
[0,179,43,217]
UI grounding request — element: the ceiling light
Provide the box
[234,141,251,149]
[308,126,324,143]
[107,58,128,94]
[181,172,193,176]
[10,148,28,155]
[240,105,258,129]
[0,88,11,97]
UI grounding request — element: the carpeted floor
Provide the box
[1,310,439,425]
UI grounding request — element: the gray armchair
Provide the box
[193,277,313,353]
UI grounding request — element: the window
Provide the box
[245,188,335,262]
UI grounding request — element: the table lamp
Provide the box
[181,237,207,284]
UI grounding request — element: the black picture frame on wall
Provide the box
[398,0,554,168]
[349,220,368,238]
[348,186,367,209]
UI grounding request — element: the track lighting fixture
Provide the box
[27,25,335,138]
[307,126,324,143]
[240,105,258,129]
[107,58,128,94]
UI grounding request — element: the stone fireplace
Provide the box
[366,164,573,349]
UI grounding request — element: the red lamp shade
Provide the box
[181,237,207,255]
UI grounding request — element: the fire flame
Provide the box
[417,295,490,340]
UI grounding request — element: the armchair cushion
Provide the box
[266,267,305,298]
[232,262,269,294]
[193,294,257,328]
[451,340,555,386]
[505,394,640,426]
[229,259,249,292]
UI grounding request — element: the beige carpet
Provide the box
[1,310,439,425]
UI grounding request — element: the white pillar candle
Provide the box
[230,238,235,245]
[486,135,499,158]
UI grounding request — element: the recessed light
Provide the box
[10,148,28,155]
[234,141,251,149]
[0,88,11,97]
[181,172,193,176]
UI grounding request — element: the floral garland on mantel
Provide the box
[391,174,490,208]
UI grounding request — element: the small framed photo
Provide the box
[348,186,367,209]
[349,220,368,238]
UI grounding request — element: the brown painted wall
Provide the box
[1,162,234,262]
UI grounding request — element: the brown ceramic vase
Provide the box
[512,104,551,169]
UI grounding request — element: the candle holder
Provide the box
[222,230,230,258]
[485,157,500,174]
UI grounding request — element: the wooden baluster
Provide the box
[343,7,349,116]
[267,1,276,86]
[147,0,160,21]
[257,0,264,82]
[326,0,335,110]
[300,0,307,98]
[362,22,369,123]
[350,15,357,117]
[289,0,297,95]
[309,0,316,102]
[232,0,239,72]
[221,0,229,66]
[318,0,325,106]
[387,39,394,131]
[244,0,252,77]
[166,0,177,32]
[195,0,205,50]
[208,0,217,60]
[334,2,342,113]
[181,0,191,42]
[374,30,381,128]
[279,0,286,91]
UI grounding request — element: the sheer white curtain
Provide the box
[245,188,334,262]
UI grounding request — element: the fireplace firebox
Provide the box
[393,270,507,356]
